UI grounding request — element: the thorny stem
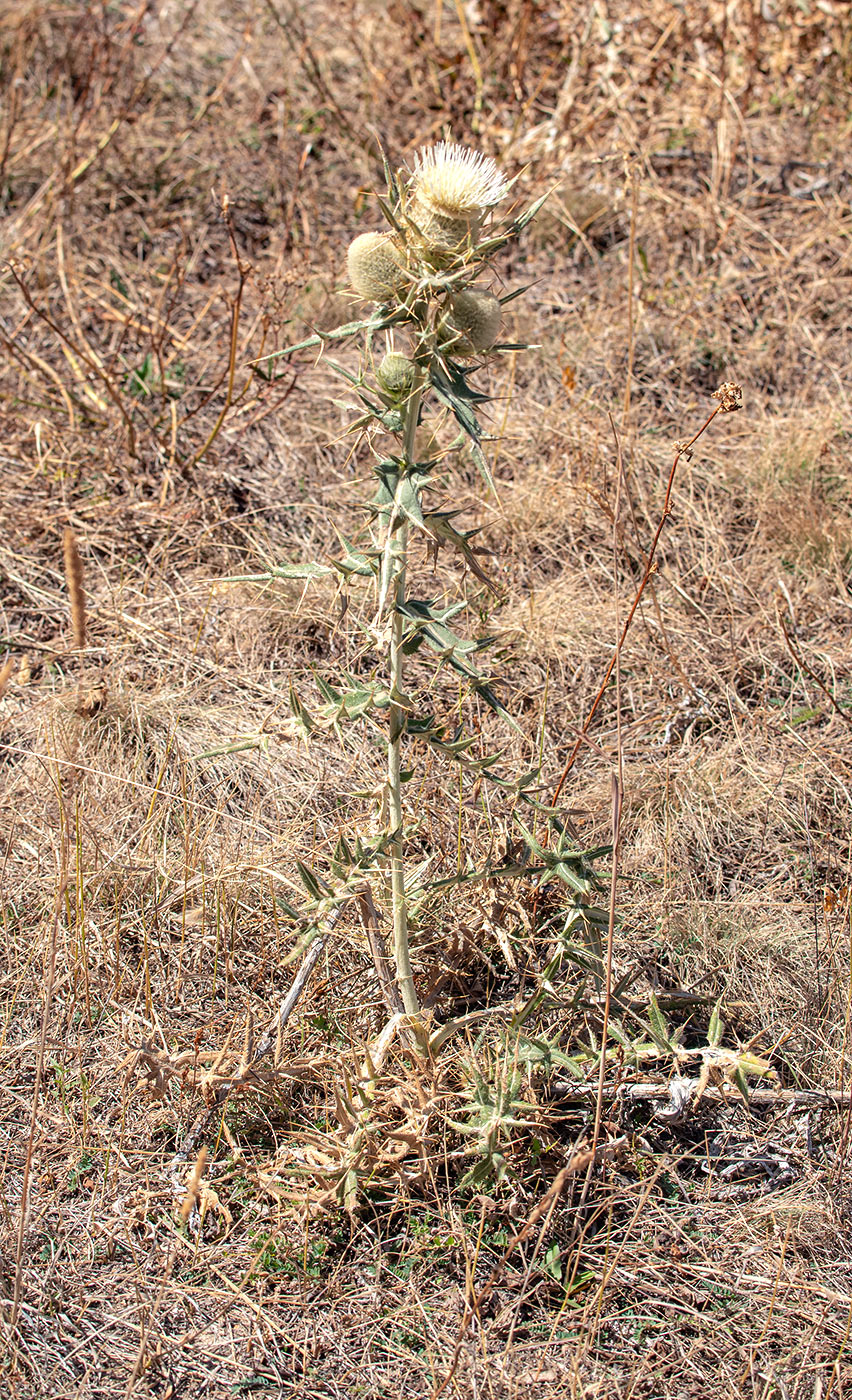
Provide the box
[387,374,425,1016]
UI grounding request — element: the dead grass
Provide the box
[2,1,852,1396]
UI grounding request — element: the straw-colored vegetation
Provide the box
[2,2,852,1397]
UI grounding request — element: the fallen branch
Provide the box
[550,1080,850,1110]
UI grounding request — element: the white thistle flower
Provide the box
[411,142,508,217]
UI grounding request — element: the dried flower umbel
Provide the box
[248,145,572,1033]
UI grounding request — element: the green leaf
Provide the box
[423,511,499,592]
[707,999,724,1048]
[222,560,334,584]
[374,191,407,240]
[498,282,539,305]
[192,735,266,760]
[373,457,401,507]
[647,994,674,1054]
[544,1243,563,1282]
[428,360,489,448]
[315,675,341,705]
[380,144,401,208]
[324,358,364,387]
[513,1033,583,1075]
[398,476,426,528]
[254,309,404,365]
[331,833,354,878]
[459,1152,509,1190]
[329,538,378,578]
[288,684,314,741]
[512,187,554,231]
[732,1065,750,1104]
[553,860,596,895]
[296,861,323,900]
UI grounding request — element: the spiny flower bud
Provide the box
[440,289,502,357]
[347,232,405,302]
[408,200,479,254]
[376,352,417,399]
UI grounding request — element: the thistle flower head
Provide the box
[347,231,406,302]
[440,288,502,357]
[376,352,417,400]
[411,142,508,217]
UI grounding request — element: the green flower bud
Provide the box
[376,352,417,400]
[347,232,406,302]
[440,288,502,357]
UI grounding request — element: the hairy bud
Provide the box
[347,232,406,302]
[376,352,417,399]
[408,199,480,254]
[440,289,502,357]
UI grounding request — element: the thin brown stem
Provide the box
[551,403,722,806]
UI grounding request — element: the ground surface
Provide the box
[2,2,852,1397]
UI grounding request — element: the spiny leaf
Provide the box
[707,999,724,1048]
[315,674,341,705]
[296,861,324,900]
[511,187,555,232]
[254,309,404,365]
[375,191,405,237]
[647,993,675,1054]
[223,560,334,584]
[428,360,488,447]
[329,539,378,578]
[398,476,426,528]
[288,683,315,741]
[324,358,365,387]
[423,511,500,592]
[498,282,539,305]
[380,144,401,208]
[733,1065,750,1104]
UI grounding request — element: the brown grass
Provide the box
[2,1,852,1396]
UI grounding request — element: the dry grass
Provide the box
[2,1,852,1396]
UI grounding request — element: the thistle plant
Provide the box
[248,143,602,1029]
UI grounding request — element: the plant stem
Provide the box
[387,375,424,1016]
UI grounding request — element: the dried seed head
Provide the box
[376,352,417,399]
[63,526,86,651]
[411,142,508,218]
[711,381,743,413]
[441,288,502,356]
[180,1146,208,1223]
[347,232,406,302]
